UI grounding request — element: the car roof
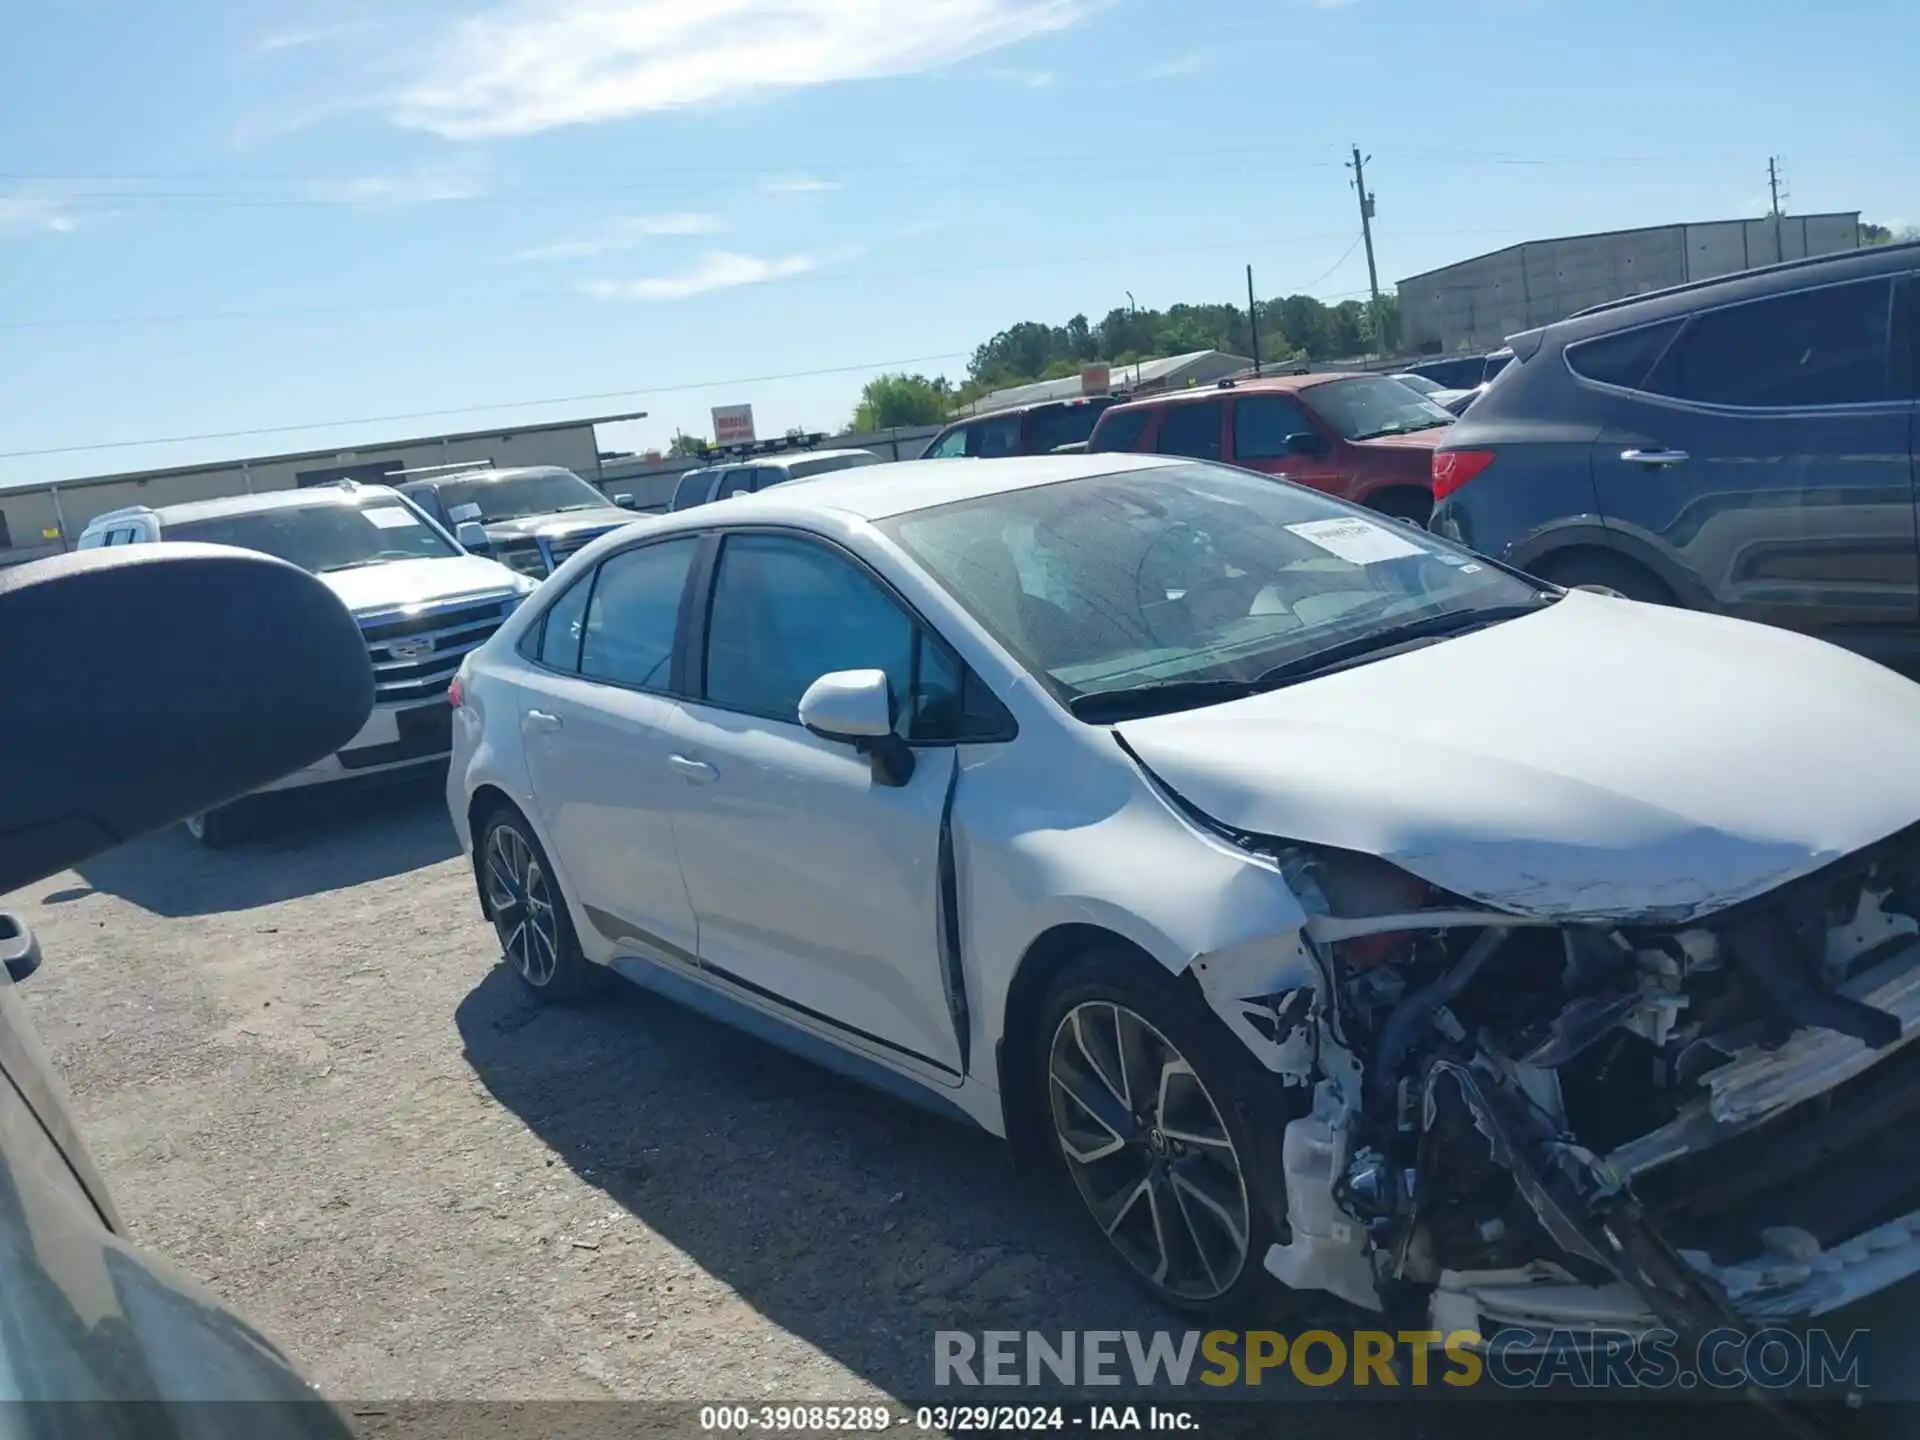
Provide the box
[141,484,408,526]
[942,395,1120,425]
[1097,373,1354,413]
[400,465,572,488]
[715,449,879,472]
[702,452,1181,522]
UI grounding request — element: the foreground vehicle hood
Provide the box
[1116,591,1920,920]
[315,555,524,614]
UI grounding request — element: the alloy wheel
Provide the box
[1047,1000,1252,1302]
[484,823,560,988]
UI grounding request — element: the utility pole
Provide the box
[1349,145,1384,355]
[1247,265,1262,375]
[1767,156,1787,261]
[1349,145,1382,310]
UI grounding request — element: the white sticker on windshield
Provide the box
[447,502,483,522]
[1285,517,1425,565]
[363,506,422,530]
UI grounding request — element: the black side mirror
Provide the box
[0,545,375,895]
[0,913,40,985]
[1283,431,1327,457]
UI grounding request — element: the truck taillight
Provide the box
[1432,449,1495,502]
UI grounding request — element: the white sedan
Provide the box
[447,453,1920,1336]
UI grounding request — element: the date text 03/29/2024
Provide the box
[699,1406,1190,1432]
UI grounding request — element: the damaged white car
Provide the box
[448,452,1920,1345]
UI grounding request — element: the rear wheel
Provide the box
[1035,948,1287,1315]
[183,802,250,849]
[478,808,607,1002]
[1533,550,1676,604]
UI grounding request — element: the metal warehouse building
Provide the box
[0,412,643,569]
[1397,212,1864,356]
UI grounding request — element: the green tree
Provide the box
[667,432,707,458]
[851,373,954,430]
[1862,221,1920,245]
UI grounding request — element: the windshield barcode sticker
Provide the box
[363,506,423,530]
[1285,517,1425,565]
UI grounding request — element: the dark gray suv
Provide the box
[1430,241,1920,674]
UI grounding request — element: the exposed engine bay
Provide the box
[1191,818,1920,1341]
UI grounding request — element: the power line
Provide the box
[0,352,973,461]
[1298,236,1364,291]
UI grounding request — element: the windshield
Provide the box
[167,498,459,574]
[434,469,605,523]
[1027,400,1116,453]
[878,462,1548,718]
[1394,373,1442,396]
[1308,376,1455,440]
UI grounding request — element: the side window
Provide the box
[1154,401,1226,461]
[1090,408,1151,453]
[702,534,999,741]
[968,415,1022,458]
[1644,279,1894,408]
[578,537,699,691]
[1232,395,1320,459]
[531,572,594,672]
[925,427,970,459]
[1565,320,1684,389]
[670,471,712,511]
[716,468,755,500]
[752,465,791,491]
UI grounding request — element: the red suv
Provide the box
[1086,373,1455,523]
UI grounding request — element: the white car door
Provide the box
[661,530,1009,1083]
[516,535,704,967]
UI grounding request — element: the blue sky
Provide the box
[1,0,1914,488]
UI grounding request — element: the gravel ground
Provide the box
[4,776,1910,1438]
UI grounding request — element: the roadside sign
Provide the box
[1081,363,1111,395]
[712,404,756,446]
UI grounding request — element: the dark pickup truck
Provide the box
[399,464,639,579]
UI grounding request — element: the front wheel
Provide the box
[478,808,607,1002]
[1533,550,1676,604]
[1036,949,1286,1314]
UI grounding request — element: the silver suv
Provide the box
[77,482,535,844]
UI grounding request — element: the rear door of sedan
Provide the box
[654,526,1010,1083]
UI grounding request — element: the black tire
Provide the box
[1367,489,1433,528]
[1533,550,1676,604]
[476,806,608,1002]
[183,802,251,849]
[1033,946,1297,1317]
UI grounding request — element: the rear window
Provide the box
[1090,408,1151,453]
[1565,320,1683,390]
[1026,399,1117,454]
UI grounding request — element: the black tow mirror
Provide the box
[0,545,376,895]
[0,913,40,985]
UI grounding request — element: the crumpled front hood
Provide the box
[1115,592,1920,921]
[315,554,524,614]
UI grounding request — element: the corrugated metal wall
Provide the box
[1398,213,1863,355]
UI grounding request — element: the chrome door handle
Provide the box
[1620,448,1689,466]
[668,754,718,784]
[526,709,562,732]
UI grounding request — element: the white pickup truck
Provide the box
[77,481,535,845]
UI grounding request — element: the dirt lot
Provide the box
[4,776,1909,1437]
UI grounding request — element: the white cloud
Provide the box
[582,250,818,301]
[759,175,841,196]
[516,212,725,260]
[305,158,490,206]
[393,0,1098,139]
[250,21,375,57]
[987,66,1056,87]
[1143,48,1210,78]
[0,195,80,237]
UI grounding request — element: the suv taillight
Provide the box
[1432,449,1495,502]
[448,675,464,709]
